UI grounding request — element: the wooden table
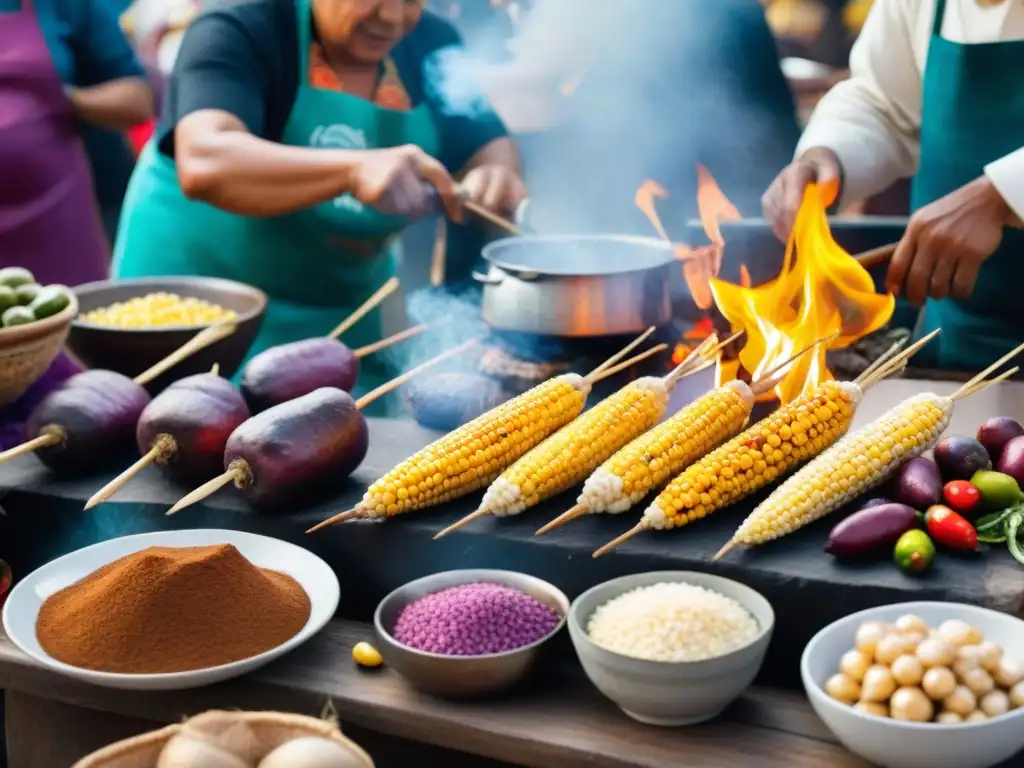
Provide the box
[0,619,870,768]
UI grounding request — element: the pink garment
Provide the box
[0,0,106,447]
[0,0,109,287]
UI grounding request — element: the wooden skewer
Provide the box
[433,509,488,539]
[355,339,480,410]
[962,366,1020,399]
[952,341,1024,400]
[133,320,238,386]
[859,329,941,391]
[590,344,669,383]
[661,335,719,386]
[853,243,898,270]
[84,440,171,511]
[210,363,221,377]
[306,508,360,533]
[535,503,589,536]
[430,218,447,288]
[463,200,523,236]
[713,539,740,561]
[166,465,246,516]
[593,523,646,558]
[167,339,479,517]
[352,324,427,359]
[0,433,60,464]
[854,338,906,385]
[327,276,400,340]
[749,332,839,397]
[586,327,656,380]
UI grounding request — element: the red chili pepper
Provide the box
[943,480,981,515]
[925,504,978,551]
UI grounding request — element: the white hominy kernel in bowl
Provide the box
[586,582,759,662]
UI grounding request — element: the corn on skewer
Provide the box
[591,330,941,558]
[716,343,1024,559]
[536,333,835,535]
[306,328,666,532]
[431,343,723,539]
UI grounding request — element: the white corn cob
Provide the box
[730,392,953,548]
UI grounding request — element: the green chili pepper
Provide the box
[1007,511,1024,567]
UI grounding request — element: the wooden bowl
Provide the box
[0,293,78,406]
[68,277,266,392]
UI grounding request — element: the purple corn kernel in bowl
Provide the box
[392,582,561,656]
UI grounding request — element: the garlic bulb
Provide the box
[891,655,924,687]
[861,665,897,703]
[889,687,933,722]
[258,737,366,768]
[157,735,251,768]
[979,690,1011,718]
[839,650,871,683]
[825,673,860,703]
[943,685,977,717]
[855,621,889,658]
[936,619,974,648]
[922,667,957,701]
[916,637,956,668]
[893,614,928,635]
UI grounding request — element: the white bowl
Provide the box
[3,529,339,690]
[568,571,774,726]
[802,601,1024,768]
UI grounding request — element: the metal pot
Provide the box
[474,234,674,337]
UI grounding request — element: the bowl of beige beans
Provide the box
[802,601,1024,768]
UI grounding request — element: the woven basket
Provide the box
[74,710,374,768]
[0,293,78,407]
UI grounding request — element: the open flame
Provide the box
[638,172,893,401]
[710,182,894,403]
[636,169,748,367]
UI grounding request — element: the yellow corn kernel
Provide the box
[578,380,755,515]
[732,393,952,547]
[359,374,589,518]
[352,641,383,668]
[81,292,236,328]
[479,377,671,517]
[643,379,861,531]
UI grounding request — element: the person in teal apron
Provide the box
[762,0,1024,373]
[113,0,526,414]
[885,0,1024,371]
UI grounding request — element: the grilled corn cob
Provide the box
[361,374,589,518]
[544,381,754,529]
[480,378,670,516]
[592,379,861,556]
[646,379,859,529]
[717,343,1024,556]
[307,329,665,532]
[724,392,951,553]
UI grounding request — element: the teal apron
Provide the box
[910,0,1024,371]
[113,0,440,415]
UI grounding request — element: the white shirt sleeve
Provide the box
[795,0,925,207]
[985,149,1024,222]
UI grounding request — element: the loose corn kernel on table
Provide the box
[1,374,1023,696]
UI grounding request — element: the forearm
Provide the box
[68,78,154,130]
[176,128,360,217]
[457,137,521,179]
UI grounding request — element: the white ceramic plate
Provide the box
[2,529,339,691]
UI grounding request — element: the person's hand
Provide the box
[762,147,843,243]
[886,176,1013,307]
[348,144,462,221]
[460,164,528,217]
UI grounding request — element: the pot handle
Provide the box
[472,271,504,285]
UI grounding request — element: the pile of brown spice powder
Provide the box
[36,544,311,674]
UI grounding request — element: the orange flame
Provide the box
[710,183,894,403]
[696,164,741,246]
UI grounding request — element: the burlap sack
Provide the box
[74,710,374,768]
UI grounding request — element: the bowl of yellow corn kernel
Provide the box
[69,277,266,389]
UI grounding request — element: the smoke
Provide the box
[397,284,489,370]
[422,1,801,237]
